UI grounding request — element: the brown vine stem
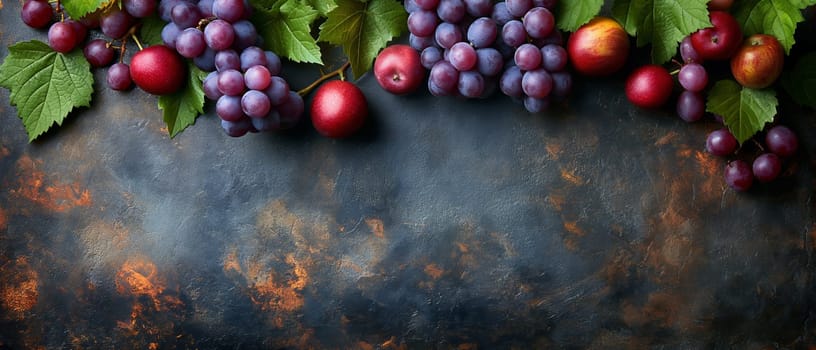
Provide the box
[297,61,351,97]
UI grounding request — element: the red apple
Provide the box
[374,44,425,95]
[625,65,673,108]
[567,16,630,76]
[311,80,368,138]
[130,45,186,95]
[730,34,784,89]
[708,0,734,11]
[690,11,743,61]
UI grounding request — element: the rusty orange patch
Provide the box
[356,341,375,350]
[366,218,385,239]
[547,193,566,211]
[0,144,9,158]
[10,155,92,212]
[0,256,39,317]
[545,143,562,160]
[563,220,586,237]
[382,336,408,350]
[654,131,678,146]
[225,252,308,314]
[560,167,583,186]
[424,263,444,280]
[0,207,7,231]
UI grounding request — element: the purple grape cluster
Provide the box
[405,0,571,112]
[158,0,304,137]
[706,125,799,191]
[674,36,709,123]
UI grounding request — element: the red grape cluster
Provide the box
[20,0,303,138]
[404,0,571,112]
[706,125,799,191]
[156,0,304,137]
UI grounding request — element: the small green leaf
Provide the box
[140,15,166,46]
[253,0,323,64]
[706,80,778,144]
[612,0,710,63]
[157,64,207,138]
[62,0,111,19]
[556,0,604,32]
[318,0,407,78]
[782,52,816,109]
[304,0,336,16]
[733,0,804,54]
[0,41,93,142]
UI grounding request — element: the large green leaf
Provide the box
[0,41,93,141]
[62,0,111,19]
[157,64,207,138]
[706,80,778,144]
[318,0,407,78]
[556,0,604,32]
[612,0,710,63]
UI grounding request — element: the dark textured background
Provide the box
[1,2,816,349]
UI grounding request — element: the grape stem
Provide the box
[297,61,351,96]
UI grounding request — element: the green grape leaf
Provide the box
[556,0,604,32]
[253,0,323,64]
[706,80,778,144]
[140,15,165,46]
[782,52,816,109]
[318,0,407,79]
[62,0,111,19]
[612,0,710,63]
[789,0,816,7]
[733,0,806,54]
[157,64,207,138]
[0,41,93,142]
[304,0,336,16]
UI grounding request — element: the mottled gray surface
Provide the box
[1,2,816,349]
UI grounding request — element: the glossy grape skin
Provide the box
[524,96,550,113]
[48,22,79,53]
[276,91,304,128]
[465,0,492,16]
[676,90,705,122]
[765,125,798,157]
[409,33,435,50]
[264,76,290,106]
[231,20,258,50]
[435,22,463,49]
[416,0,440,10]
[550,71,572,97]
[429,60,459,92]
[449,42,478,71]
[240,46,267,71]
[107,63,133,91]
[514,43,542,71]
[175,28,206,58]
[476,48,503,76]
[100,9,133,39]
[458,70,485,98]
[244,65,271,91]
[421,46,444,69]
[203,72,223,100]
[217,69,246,96]
[437,0,466,23]
[521,69,553,99]
[680,36,703,63]
[264,51,282,76]
[212,0,245,23]
[221,118,253,137]
[161,22,181,48]
[467,17,498,48]
[21,0,53,28]
[215,49,241,71]
[678,63,708,92]
[204,19,235,51]
[523,7,555,39]
[83,39,115,67]
[194,47,217,71]
[500,65,523,97]
[241,90,272,118]
[502,20,526,48]
[752,153,782,183]
[492,2,513,25]
[506,0,533,17]
[706,128,738,157]
[724,160,753,191]
[408,10,438,37]
[540,44,567,72]
[123,0,157,18]
[216,95,245,122]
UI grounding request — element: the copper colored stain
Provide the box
[457,343,478,350]
[10,155,92,212]
[0,256,39,316]
[545,143,562,160]
[424,263,444,280]
[115,256,182,311]
[563,220,586,237]
[366,218,385,239]
[0,144,9,158]
[560,167,584,186]
[0,206,7,231]
[381,336,408,350]
[654,131,679,146]
[547,193,566,211]
[356,341,375,350]
[225,251,308,313]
